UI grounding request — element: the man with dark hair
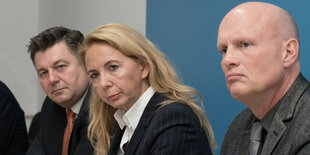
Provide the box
[0,81,29,155]
[26,26,93,155]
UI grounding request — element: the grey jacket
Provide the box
[221,74,310,155]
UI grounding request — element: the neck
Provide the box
[244,71,299,120]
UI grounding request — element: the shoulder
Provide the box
[221,108,253,154]
[291,84,310,120]
[0,81,23,114]
[223,108,253,137]
[0,81,15,100]
[221,108,253,148]
[285,85,310,130]
[0,81,8,90]
[151,102,201,128]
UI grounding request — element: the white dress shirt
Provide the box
[114,87,155,155]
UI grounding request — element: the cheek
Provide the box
[221,62,226,72]
[93,85,105,99]
[40,80,49,91]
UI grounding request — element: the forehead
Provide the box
[86,43,126,62]
[217,8,276,43]
[34,42,78,67]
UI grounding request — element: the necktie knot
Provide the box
[66,109,76,123]
[250,122,263,141]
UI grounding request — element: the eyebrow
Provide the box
[52,59,70,66]
[36,59,69,73]
[86,60,119,75]
[217,43,226,50]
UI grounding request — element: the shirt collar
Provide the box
[70,88,88,115]
[114,87,155,130]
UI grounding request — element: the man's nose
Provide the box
[221,47,240,68]
[48,70,60,83]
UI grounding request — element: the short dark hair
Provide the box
[27,26,84,63]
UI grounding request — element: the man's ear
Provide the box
[282,38,299,67]
[138,58,149,79]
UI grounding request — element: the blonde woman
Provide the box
[79,23,215,155]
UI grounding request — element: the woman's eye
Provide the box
[57,64,66,70]
[90,73,99,79]
[109,65,118,71]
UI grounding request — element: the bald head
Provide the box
[220,2,299,43]
[217,2,301,114]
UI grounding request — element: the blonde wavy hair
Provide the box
[79,23,216,155]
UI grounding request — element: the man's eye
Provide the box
[219,47,227,55]
[242,42,250,47]
[39,71,48,78]
[109,65,118,71]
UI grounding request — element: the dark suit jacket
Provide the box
[108,93,213,155]
[26,89,94,155]
[221,73,310,155]
[0,81,29,155]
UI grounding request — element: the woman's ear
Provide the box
[282,38,299,67]
[138,58,149,79]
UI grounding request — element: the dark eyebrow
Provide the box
[36,59,69,73]
[36,68,46,74]
[52,59,70,67]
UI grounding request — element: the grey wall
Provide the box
[0,0,146,129]
[0,0,39,127]
[38,0,146,35]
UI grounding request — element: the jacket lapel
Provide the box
[261,114,286,155]
[42,97,67,154]
[108,128,126,155]
[124,93,164,155]
[261,74,309,154]
[69,88,91,154]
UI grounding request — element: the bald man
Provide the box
[217,2,310,155]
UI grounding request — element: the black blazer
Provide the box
[26,89,94,155]
[0,81,29,155]
[108,93,213,155]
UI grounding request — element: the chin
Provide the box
[229,88,247,100]
[53,97,71,106]
[107,102,123,109]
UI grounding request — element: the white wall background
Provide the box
[0,0,146,130]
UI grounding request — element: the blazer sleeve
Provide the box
[0,82,29,155]
[147,103,212,155]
